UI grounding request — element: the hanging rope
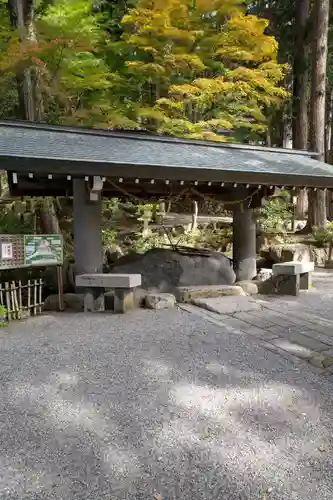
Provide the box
[107,179,260,207]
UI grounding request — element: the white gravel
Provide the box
[0,308,332,499]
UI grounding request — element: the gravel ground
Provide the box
[0,308,333,500]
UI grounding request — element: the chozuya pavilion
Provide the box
[0,120,332,281]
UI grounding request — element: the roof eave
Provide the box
[2,156,332,189]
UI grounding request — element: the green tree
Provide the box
[104,0,287,140]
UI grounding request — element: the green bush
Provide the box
[0,211,34,234]
[101,227,117,246]
[259,197,292,233]
[0,305,8,327]
[127,227,232,253]
[312,221,333,247]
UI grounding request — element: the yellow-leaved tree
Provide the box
[0,0,287,140]
[109,0,287,141]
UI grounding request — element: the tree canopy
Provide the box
[0,0,287,141]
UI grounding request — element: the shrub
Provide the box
[259,197,292,233]
[0,305,8,327]
[312,221,333,248]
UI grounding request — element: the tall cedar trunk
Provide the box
[307,0,330,230]
[325,90,332,161]
[8,0,60,234]
[283,112,293,148]
[293,0,309,220]
[327,90,333,220]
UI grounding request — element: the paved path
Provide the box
[1,302,333,499]
[186,270,333,376]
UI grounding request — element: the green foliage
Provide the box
[0,304,8,327]
[128,226,232,253]
[101,227,117,246]
[312,222,333,247]
[0,0,287,140]
[259,197,292,233]
[106,0,287,140]
[0,212,34,234]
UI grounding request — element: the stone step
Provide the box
[175,285,246,303]
[191,296,262,315]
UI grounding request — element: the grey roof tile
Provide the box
[0,121,332,187]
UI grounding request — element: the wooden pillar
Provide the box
[233,202,257,281]
[73,178,103,275]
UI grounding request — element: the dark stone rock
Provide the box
[44,293,84,311]
[111,248,235,293]
[103,244,123,269]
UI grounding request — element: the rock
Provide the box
[145,293,176,309]
[235,281,259,295]
[104,244,123,269]
[322,356,333,368]
[112,248,235,293]
[267,243,312,263]
[284,220,307,232]
[252,278,277,294]
[315,248,328,267]
[176,284,245,303]
[296,221,307,231]
[256,268,273,282]
[43,293,84,312]
[309,356,325,368]
[262,243,328,267]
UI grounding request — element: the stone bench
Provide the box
[75,273,141,313]
[272,261,314,296]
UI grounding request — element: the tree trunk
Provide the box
[293,0,309,220]
[307,0,330,229]
[191,201,198,232]
[327,90,333,220]
[295,189,308,219]
[38,198,60,233]
[8,0,37,121]
[325,89,333,161]
[8,0,59,234]
[283,113,293,148]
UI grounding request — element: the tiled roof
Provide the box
[0,121,332,188]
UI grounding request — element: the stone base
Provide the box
[114,289,134,314]
[300,272,312,290]
[275,274,300,296]
[84,287,105,312]
[104,288,147,310]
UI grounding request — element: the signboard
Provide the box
[1,242,13,260]
[0,235,25,269]
[24,235,63,266]
[0,234,63,270]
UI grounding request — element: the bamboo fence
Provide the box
[0,279,43,320]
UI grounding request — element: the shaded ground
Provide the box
[0,303,333,499]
